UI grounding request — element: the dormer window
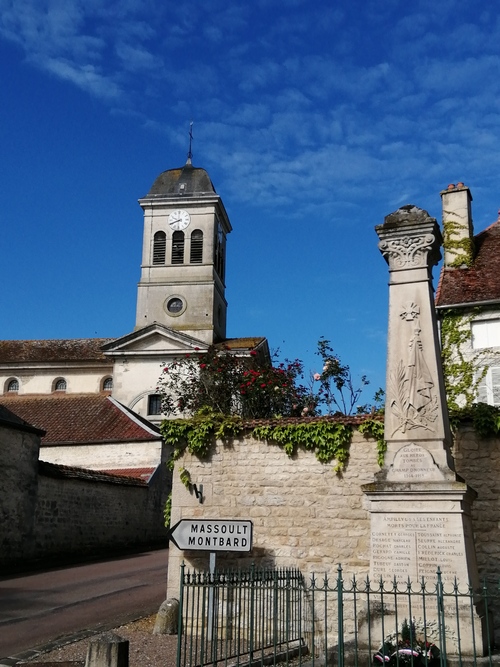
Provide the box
[54,378,67,392]
[172,231,185,264]
[153,231,166,264]
[190,230,203,263]
[102,377,113,391]
[6,378,19,393]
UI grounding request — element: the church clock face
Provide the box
[168,209,191,231]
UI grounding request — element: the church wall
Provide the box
[112,357,167,420]
[0,424,39,565]
[166,426,500,597]
[1,366,113,396]
[39,439,164,470]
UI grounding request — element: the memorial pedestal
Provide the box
[370,207,488,656]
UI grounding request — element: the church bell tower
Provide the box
[135,159,231,344]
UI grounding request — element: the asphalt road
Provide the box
[0,548,169,659]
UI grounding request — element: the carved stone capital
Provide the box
[376,205,442,270]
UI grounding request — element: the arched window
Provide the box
[102,377,113,391]
[190,229,203,263]
[148,394,162,415]
[172,231,185,264]
[6,378,19,392]
[54,378,67,392]
[153,231,166,265]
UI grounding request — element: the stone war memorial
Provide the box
[166,203,494,663]
[365,205,486,654]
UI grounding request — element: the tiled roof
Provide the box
[0,404,46,435]
[436,220,500,307]
[216,337,267,351]
[0,394,161,445]
[103,467,157,482]
[38,460,148,486]
[0,338,114,363]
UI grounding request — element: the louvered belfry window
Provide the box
[190,229,203,263]
[172,231,185,264]
[214,223,225,280]
[153,231,166,264]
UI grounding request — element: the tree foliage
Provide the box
[312,337,384,415]
[157,346,316,419]
[157,338,380,420]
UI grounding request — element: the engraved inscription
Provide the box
[371,514,467,582]
[387,443,443,481]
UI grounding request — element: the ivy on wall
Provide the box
[161,408,386,527]
[449,402,500,439]
[440,308,491,410]
[442,220,474,268]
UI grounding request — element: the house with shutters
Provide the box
[435,183,500,406]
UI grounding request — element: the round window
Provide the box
[167,297,184,314]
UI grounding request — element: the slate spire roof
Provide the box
[145,161,216,198]
[435,219,500,308]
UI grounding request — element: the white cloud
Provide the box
[41,57,122,100]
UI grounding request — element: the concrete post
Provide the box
[85,632,129,667]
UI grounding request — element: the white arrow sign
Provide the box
[168,519,253,552]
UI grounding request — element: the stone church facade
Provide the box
[0,157,269,567]
[0,158,268,445]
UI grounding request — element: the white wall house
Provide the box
[435,183,500,406]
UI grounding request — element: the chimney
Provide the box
[440,182,474,268]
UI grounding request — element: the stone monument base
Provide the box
[362,480,488,655]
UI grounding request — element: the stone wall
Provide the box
[33,465,169,560]
[0,422,40,564]
[167,426,500,597]
[1,414,170,570]
[167,429,380,595]
[453,424,500,582]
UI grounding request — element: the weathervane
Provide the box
[187,121,193,164]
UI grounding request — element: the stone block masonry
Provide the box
[166,429,381,596]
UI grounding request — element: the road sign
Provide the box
[167,519,253,552]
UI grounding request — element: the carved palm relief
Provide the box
[389,303,438,435]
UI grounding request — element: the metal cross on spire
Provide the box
[186,121,193,165]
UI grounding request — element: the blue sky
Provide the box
[2,0,500,403]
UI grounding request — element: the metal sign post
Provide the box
[167,519,253,645]
[208,551,216,642]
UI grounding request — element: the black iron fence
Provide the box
[176,564,500,667]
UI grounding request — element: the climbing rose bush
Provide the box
[157,346,317,419]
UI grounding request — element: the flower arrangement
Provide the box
[373,619,440,667]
